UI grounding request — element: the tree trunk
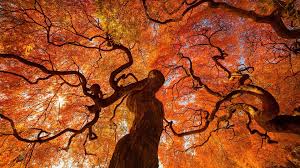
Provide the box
[109,70,165,168]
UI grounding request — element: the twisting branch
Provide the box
[0,108,100,146]
[108,42,134,91]
[142,0,300,39]
[183,124,233,152]
[83,133,96,156]
[245,111,278,144]
[0,54,91,97]
[116,73,139,86]
[167,112,210,137]
[166,54,298,136]
[141,0,208,24]
[0,0,107,50]
[110,95,128,121]
[0,52,114,147]
[0,51,156,147]
[0,70,54,84]
[177,53,223,97]
[189,26,233,79]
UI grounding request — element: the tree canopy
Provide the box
[0,0,299,167]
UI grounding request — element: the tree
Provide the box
[0,0,299,167]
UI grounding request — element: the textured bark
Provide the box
[263,115,300,135]
[238,85,300,135]
[109,70,165,168]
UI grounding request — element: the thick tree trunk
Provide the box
[109,70,165,168]
[262,115,300,135]
[238,85,300,135]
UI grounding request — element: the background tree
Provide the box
[0,0,299,168]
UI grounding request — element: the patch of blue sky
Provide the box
[150,22,159,37]
[119,119,129,136]
[239,54,245,64]
[164,72,180,87]
[192,19,212,31]
[183,134,196,155]
[183,43,189,49]
[238,16,245,24]
[238,31,247,69]
[238,55,247,70]
[202,19,212,27]
[178,94,196,106]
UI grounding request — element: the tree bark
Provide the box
[109,70,165,168]
[262,115,300,135]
